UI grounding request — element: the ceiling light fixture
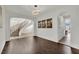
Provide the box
[32,5,40,16]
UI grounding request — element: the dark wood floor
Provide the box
[1,36,79,54]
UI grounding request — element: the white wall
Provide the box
[57,15,65,40]
[33,16,38,36]
[0,29,5,53]
[0,7,2,28]
[70,7,79,49]
[0,6,6,53]
[36,12,58,42]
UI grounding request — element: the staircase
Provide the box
[10,19,34,40]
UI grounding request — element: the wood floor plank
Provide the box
[1,36,77,54]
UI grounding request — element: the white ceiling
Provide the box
[5,5,64,16]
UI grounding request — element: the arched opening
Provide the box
[58,12,71,45]
[10,17,34,40]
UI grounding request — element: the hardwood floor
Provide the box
[59,33,71,46]
[71,47,79,54]
[1,36,78,54]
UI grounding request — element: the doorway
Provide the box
[58,12,71,46]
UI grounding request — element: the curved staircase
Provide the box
[10,19,34,40]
